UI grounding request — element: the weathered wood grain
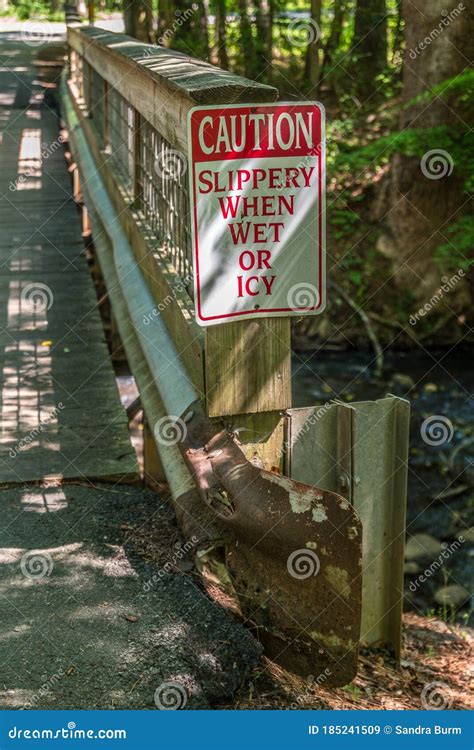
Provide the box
[67,26,278,153]
[204,318,291,418]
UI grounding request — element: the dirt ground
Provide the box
[225,613,473,710]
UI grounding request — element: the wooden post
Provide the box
[133,109,142,210]
[143,418,167,486]
[103,79,109,150]
[72,165,82,203]
[82,204,91,238]
[204,318,291,470]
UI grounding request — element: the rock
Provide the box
[405,534,444,560]
[434,585,470,608]
[315,316,333,340]
[390,373,415,390]
[376,233,397,258]
[461,527,474,544]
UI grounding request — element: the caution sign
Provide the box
[188,102,325,326]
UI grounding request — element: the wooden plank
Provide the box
[143,418,167,485]
[204,318,291,418]
[0,72,138,485]
[204,317,291,471]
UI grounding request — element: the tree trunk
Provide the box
[157,0,175,46]
[351,0,387,99]
[255,0,273,83]
[201,0,211,57]
[172,0,210,60]
[375,0,473,302]
[304,0,322,92]
[215,0,229,69]
[123,0,153,42]
[318,0,345,93]
[87,0,95,25]
[238,0,257,79]
[391,0,403,64]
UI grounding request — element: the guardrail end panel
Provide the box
[181,411,362,685]
[227,534,361,687]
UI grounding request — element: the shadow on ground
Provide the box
[0,482,261,709]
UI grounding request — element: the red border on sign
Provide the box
[189,103,324,323]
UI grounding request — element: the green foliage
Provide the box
[4,0,122,20]
[336,243,379,302]
[342,684,362,698]
[408,70,474,116]
[335,126,474,194]
[8,0,60,20]
[330,207,361,240]
[435,215,474,274]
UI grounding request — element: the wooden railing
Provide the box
[66,26,290,450]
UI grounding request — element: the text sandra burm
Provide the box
[395,726,461,735]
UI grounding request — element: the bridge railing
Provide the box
[65,26,288,424]
[62,25,408,685]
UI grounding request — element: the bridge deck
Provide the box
[0,33,137,483]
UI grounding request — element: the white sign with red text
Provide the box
[188,102,325,326]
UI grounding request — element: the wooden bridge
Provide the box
[0,23,410,708]
[0,31,137,484]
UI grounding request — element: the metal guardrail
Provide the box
[288,397,410,658]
